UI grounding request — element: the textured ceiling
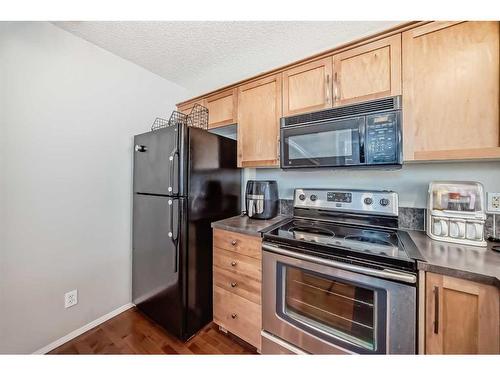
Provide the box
[53,21,401,98]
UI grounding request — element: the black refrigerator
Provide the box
[132,124,240,341]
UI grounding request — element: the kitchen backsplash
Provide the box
[278,199,499,238]
[246,161,500,209]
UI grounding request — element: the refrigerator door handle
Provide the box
[168,199,180,273]
[168,148,179,194]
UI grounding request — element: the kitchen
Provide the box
[1,4,499,373]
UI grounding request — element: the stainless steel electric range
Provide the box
[261,188,423,355]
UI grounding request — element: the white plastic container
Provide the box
[427,181,486,247]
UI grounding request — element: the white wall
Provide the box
[250,161,500,208]
[0,22,187,354]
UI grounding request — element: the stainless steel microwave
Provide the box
[280,96,403,169]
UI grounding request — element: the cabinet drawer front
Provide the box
[214,265,261,304]
[213,228,262,259]
[214,247,261,280]
[213,286,262,349]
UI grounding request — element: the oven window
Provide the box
[288,129,353,160]
[283,266,377,351]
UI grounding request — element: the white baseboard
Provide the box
[33,302,135,354]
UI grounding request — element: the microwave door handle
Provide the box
[359,122,365,164]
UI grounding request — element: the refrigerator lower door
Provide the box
[132,194,186,339]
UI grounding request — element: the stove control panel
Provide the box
[294,188,399,217]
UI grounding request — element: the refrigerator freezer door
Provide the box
[133,126,183,196]
[132,194,186,339]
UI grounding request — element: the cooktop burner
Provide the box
[266,218,410,262]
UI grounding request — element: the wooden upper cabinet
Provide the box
[282,57,333,116]
[237,74,282,168]
[425,272,499,354]
[206,88,238,129]
[332,34,401,106]
[403,21,500,161]
[177,99,205,115]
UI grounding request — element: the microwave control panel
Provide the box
[365,112,399,164]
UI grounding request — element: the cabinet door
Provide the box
[425,272,500,354]
[177,99,205,115]
[282,57,333,116]
[237,74,282,167]
[403,21,500,161]
[206,88,238,129]
[332,34,401,106]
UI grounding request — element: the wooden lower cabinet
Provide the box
[425,272,500,354]
[213,228,262,351]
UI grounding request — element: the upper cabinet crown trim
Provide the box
[176,21,424,107]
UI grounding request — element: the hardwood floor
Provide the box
[49,307,257,355]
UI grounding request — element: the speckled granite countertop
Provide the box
[211,214,290,237]
[408,230,500,287]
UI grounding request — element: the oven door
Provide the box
[280,116,365,168]
[262,244,416,354]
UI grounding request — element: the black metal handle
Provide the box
[231,313,237,319]
[135,145,147,152]
[168,149,179,195]
[169,199,180,273]
[230,282,237,288]
[433,286,439,334]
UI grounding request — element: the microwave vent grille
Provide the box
[282,96,401,127]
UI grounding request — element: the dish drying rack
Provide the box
[151,104,209,131]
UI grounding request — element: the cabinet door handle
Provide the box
[325,74,331,104]
[230,282,237,288]
[230,261,237,267]
[231,240,237,246]
[433,286,439,334]
[333,72,339,103]
[231,313,237,319]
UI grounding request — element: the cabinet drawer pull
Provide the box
[231,313,237,319]
[433,286,439,334]
[231,240,237,246]
[230,261,237,267]
[230,282,237,288]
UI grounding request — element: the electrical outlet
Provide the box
[487,192,500,213]
[64,289,78,309]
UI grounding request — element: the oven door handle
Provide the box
[262,243,417,284]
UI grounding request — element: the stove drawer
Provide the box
[214,265,261,304]
[213,228,262,259]
[213,286,261,350]
[213,247,262,280]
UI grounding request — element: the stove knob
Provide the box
[298,194,306,201]
[380,198,390,206]
[364,197,373,205]
[310,194,318,202]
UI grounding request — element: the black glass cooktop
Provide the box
[264,218,414,267]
